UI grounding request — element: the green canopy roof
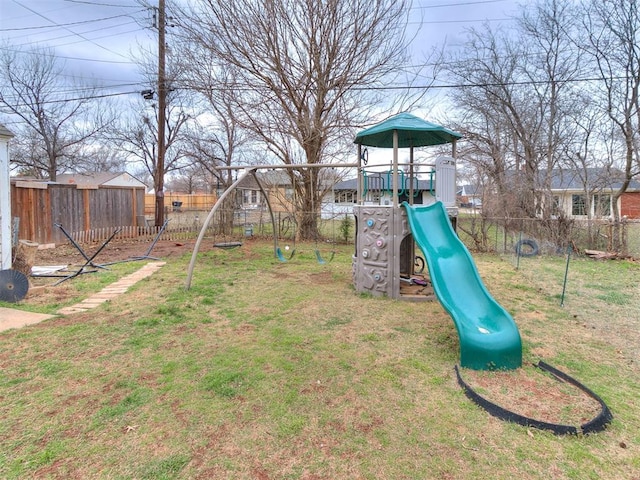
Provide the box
[354,112,462,148]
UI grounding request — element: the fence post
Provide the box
[560,244,571,307]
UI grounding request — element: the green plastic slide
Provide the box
[402,202,522,370]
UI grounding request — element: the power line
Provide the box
[354,76,621,90]
[409,17,511,25]
[0,46,137,65]
[9,0,131,60]
[2,73,612,111]
[0,11,143,32]
[1,89,147,109]
[28,26,144,51]
[9,23,141,48]
[412,0,508,10]
[62,0,142,7]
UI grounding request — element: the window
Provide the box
[241,189,258,205]
[593,194,611,216]
[366,190,381,204]
[334,191,355,204]
[572,194,586,216]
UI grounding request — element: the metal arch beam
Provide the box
[213,162,358,171]
[185,168,257,289]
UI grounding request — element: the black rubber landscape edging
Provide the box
[455,361,613,435]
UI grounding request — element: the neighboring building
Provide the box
[333,175,436,207]
[55,172,147,189]
[0,123,14,270]
[473,168,640,219]
[458,184,483,208]
[536,169,640,219]
[255,170,292,213]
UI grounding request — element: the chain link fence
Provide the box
[456,212,640,258]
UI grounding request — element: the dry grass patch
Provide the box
[1,242,639,479]
[460,364,604,426]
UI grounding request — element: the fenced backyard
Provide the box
[63,204,640,262]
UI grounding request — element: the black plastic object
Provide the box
[214,242,242,249]
[455,361,613,435]
[0,269,30,303]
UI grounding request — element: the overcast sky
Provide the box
[0,0,520,169]
[1,0,518,96]
[1,1,154,94]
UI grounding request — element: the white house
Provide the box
[0,123,15,270]
[535,169,640,219]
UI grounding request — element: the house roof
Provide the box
[236,174,261,190]
[256,170,292,186]
[0,123,15,138]
[54,172,146,189]
[509,168,640,191]
[459,184,484,196]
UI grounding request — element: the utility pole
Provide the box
[154,0,167,227]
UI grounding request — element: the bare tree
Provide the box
[582,0,640,251]
[518,0,584,217]
[108,96,191,203]
[446,24,537,217]
[0,45,112,180]
[178,0,412,239]
[171,47,262,233]
[446,0,583,221]
[179,64,253,193]
[166,163,212,193]
[74,146,130,173]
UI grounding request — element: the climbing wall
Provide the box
[352,205,412,298]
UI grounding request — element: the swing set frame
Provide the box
[185,162,357,289]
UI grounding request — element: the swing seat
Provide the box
[276,247,296,262]
[314,249,335,264]
[214,241,243,249]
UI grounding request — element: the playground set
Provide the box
[184,112,612,434]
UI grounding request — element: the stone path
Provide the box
[0,262,167,332]
[57,261,166,315]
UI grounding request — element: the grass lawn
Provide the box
[1,240,639,479]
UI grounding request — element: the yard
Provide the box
[0,239,639,479]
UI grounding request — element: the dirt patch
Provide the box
[16,239,193,307]
[33,239,195,266]
[460,365,604,427]
[307,271,334,284]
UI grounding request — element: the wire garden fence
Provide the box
[456,213,640,258]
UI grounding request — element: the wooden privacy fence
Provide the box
[11,180,145,244]
[69,224,201,244]
[144,193,217,215]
